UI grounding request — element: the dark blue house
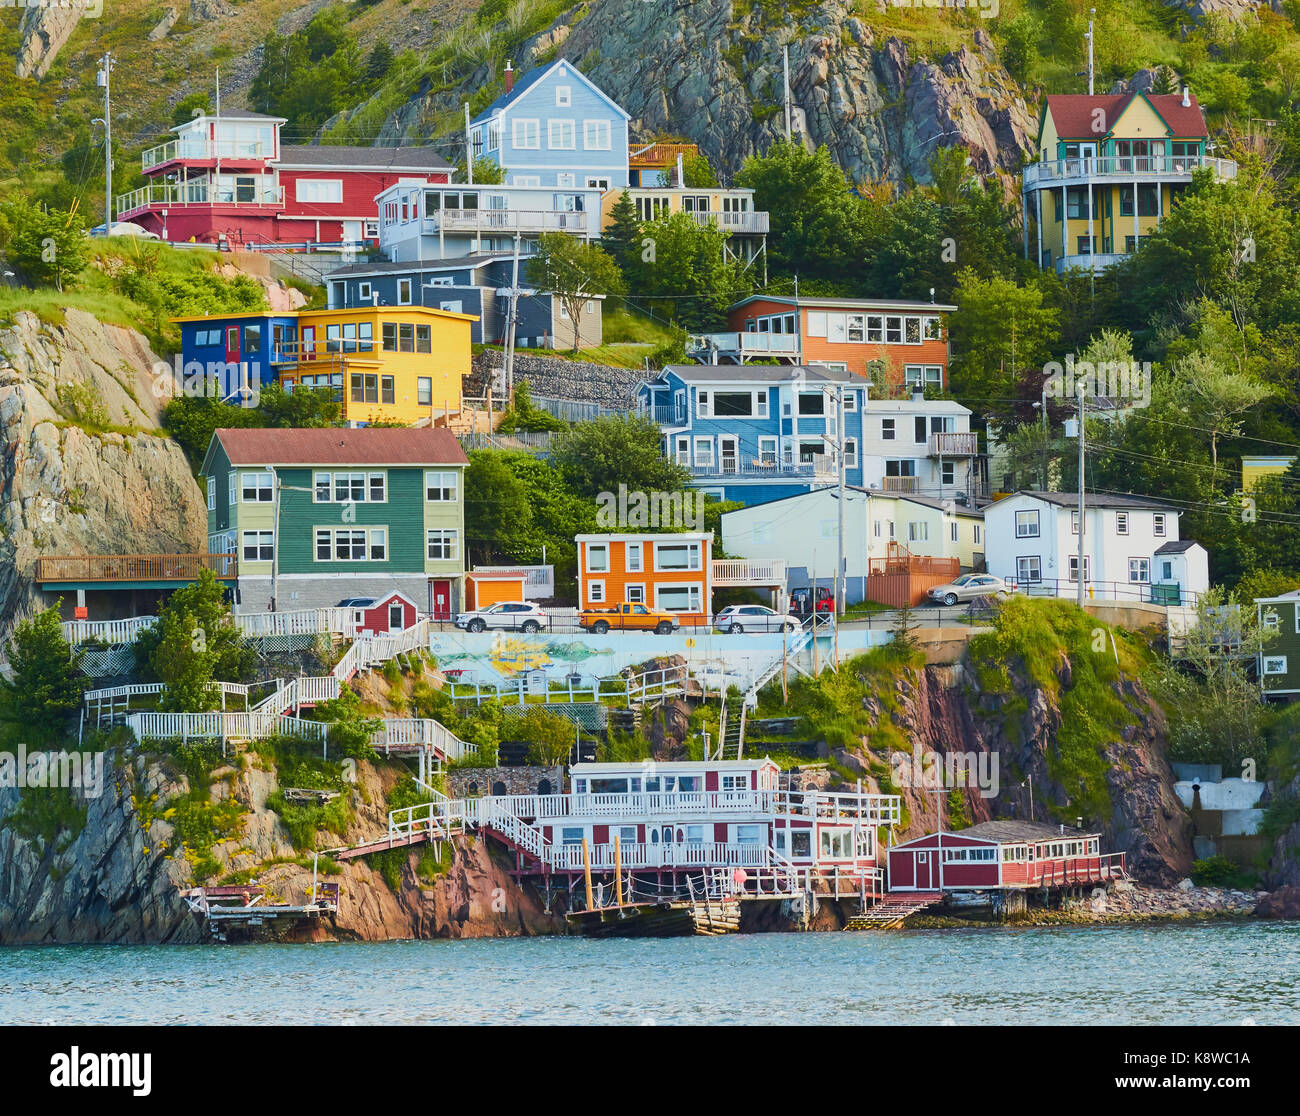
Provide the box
[172,312,301,404]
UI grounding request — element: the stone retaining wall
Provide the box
[467,352,645,409]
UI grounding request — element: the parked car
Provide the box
[455,601,549,633]
[926,573,1015,607]
[714,605,800,634]
[789,586,835,618]
[579,602,679,635]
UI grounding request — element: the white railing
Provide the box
[686,210,769,234]
[711,558,788,586]
[126,711,328,743]
[927,432,979,457]
[117,180,284,217]
[470,564,556,600]
[423,208,590,234]
[61,615,158,645]
[234,608,353,638]
[1023,154,1237,187]
[688,331,800,356]
[548,840,771,872]
[142,138,270,169]
[371,718,477,762]
[471,788,899,824]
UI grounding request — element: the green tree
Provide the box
[0,200,89,291]
[171,92,213,126]
[0,606,85,748]
[512,707,575,766]
[365,41,395,85]
[138,569,252,701]
[256,382,341,427]
[621,210,751,331]
[464,450,536,563]
[600,189,642,270]
[682,151,719,187]
[551,414,691,499]
[1169,349,1272,484]
[526,232,624,351]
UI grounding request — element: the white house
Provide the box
[720,487,986,604]
[858,394,985,503]
[983,491,1208,604]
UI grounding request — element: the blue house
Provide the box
[324,253,603,348]
[470,58,630,189]
[173,313,302,404]
[637,365,870,506]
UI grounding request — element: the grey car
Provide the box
[714,605,800,633]
[925,574,1015,607]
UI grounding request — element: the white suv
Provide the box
[455,601,549,633]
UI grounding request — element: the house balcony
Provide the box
[142,138,272,173]
[880,476,921,494]
[116,181,284,221]
[1023,154,1237,190]
[687,209,770,234]
[689,456,836,482]
[642,403,688,427]
[927,432,979,457]
[711,558,788,587]
[422,208,590,236]
[35,553,238,589]
[1053,252,1129,275]
[687,331,800,363]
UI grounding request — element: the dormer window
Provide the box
[556,85,572,107]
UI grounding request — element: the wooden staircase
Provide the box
[844,892,943,930]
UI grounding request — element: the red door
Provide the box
[225,326,240,365]
[432,580,452,621]
[915,850,933,890]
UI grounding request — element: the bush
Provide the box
[1191,855,1251,888]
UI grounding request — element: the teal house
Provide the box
[1257,589,1300,698]
[201,426,468,618]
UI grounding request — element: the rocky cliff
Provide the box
[0,308,207,631]
[14,2,85,80]
[371,0,1037,187]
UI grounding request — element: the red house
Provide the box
[689,295,955,392]
[116,110,452,249]
[343,591,419,636]
[887,821,1126,893]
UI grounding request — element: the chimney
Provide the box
[1182,85,1190,108]
[676,152,685,187]
[505,60,514,95]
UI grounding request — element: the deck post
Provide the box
[614,836,623,907]
[582,838,594,911]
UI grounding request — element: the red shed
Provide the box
[888,821,1124,893]
[348,591,418,636]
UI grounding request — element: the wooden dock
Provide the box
[179,881,340,942]
[843,892,943,930]
[567,897,743,937]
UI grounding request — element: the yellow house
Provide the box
[1022,90,1236,274]
[602,183,768,265]
[1242,455,1297,492]
[893,496,987,572]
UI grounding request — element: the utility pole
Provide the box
[1076,381,1087,608]
[783,46,792,140]
[504,231,522,397]
[465,104,474,185]
[1086,9,1095,96]
[836,384,846,621]
[97,53,115,233]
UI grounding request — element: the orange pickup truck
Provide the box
[578,603,680,635]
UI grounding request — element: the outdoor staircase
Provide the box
[718,697,746,760]
[844,892,943,930]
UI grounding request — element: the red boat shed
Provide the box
[888,821,1124,893]
[349,591,418,635]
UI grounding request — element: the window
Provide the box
[1263,656,1289,676]
[758,436,778,465]
[295,179,343,204]
[655,584,703,613]
[381,376,395,405]
[1015,510,1040,538]
[587,544,609,573]
[397,279,412,305]
[426,529,458,561]
[241,472,273,503]
[382,323,397,352]
[244,324,262,354]
[904,365,944,389]
[425,471,458,501]
[941,461,955,486]
[713,392,754,417]
[798,393,825,417]
[588,580,605,603]
[1128,557,1151,583]
[696,389,710,418]
[844,439,858,469]
[655,541,701,571]
[626,542,643,573]
[974,524,982,545]
[908,521,929,542]
[555,85,572,106]
[416,325,431,353]
[548,120,576,149]
[841,391,857,412]
[241,531,273,562]
[314,527,385,562]
[914,416,927,443]
[357,282,372,303]
[368,473,386,503]
[1116,511,1129,535]
[950,521,959,542]
[417,377,432,405]
[1071,510,1080,535]
[228,472,237,507]
[819,827,854,859]
[583,120,611,149]
[368,529,387,561]
[1153,513,1167,537]
[1066,187,1092,219]
[333,473,366,503]
[694,438,714,468]
[882,418,896,441]
[1016,556,1041,583]
[512,119,540,149]
[206,478,215,511]
[398,323,415,353]
[1068,555,1091,582]
[626,583,645,604]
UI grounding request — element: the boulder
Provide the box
[1255,886,1300,920]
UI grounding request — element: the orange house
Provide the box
[575,533,713,624]
[715,295,955,392]
[464,570,529,610]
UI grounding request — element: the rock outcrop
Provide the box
[366,0,1036,186]
[0,309,207,631]
[15,2,85,80]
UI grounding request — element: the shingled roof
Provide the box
[212,427,468,467]
[1044,93,1208,139]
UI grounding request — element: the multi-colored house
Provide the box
[1257,589,1300,697]
[687,295,954,390]
[1241,455,1297,493]
[200,426,468,617]
[173,304,476,424]
[469,58,630,189]
[1021,89,1237,273]
[576,532,713,625]
[118,109,452,248]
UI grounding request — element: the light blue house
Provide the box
[470,58,631,189]
[637,365,870,506]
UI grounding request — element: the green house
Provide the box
[1257,590,1300,697]
[201,426,468,618]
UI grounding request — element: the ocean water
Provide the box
[1,922,1297,1025]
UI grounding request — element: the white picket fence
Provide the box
[371,717,477,763]
[62,608,358,647]
[250,676,341,716]
[125,711,329,744]
[331,618,432,681]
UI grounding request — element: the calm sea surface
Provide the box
[2,922,1297,1025]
